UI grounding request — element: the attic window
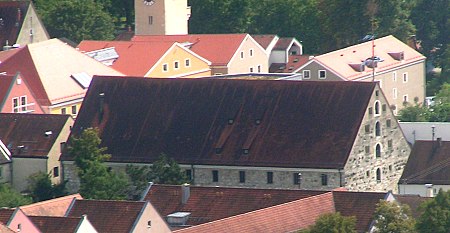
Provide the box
[388,51,404,61]
[71,72,92,89]
[349,62,365,72]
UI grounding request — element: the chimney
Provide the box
[181,183,190,204]
[425,184,434,197]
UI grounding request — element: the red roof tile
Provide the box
[0,223,15,233]
[132,34,247,66]
[273,37,295,50]
[400,140,450,185]
[0,75,14,103]
[270,55,311,73]
[21,194,82,217]
[30,216,82,233]
[144,184,327,226]
[0,208,14,225]
[174,192,335,233]
[66,199,146,233]
[78,40,176,76]
[251,35,277,50]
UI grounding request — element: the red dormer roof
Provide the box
[132,34,248,66]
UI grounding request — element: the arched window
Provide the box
[374,101,380,115]
[375,144,381,157]
[376,168,381,182]
[375,121,381,136]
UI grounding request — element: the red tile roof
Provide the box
[0,75,14,104]
[400,140,450,185]
[0,113,71,158]
[0,223,15,233]
[30,216,82,233]
[132,34,248,66]
[0,208,14,225]
[174,192,335,233]
[0,1,30,47]
[270,55,311,73]
[63,77,374,169]
[0,48,21,62]
[144,184,327,226]
[273,37,295,50]
[66,199,146,233]
[251,35,277,50]
[332,191,387,232]
[20,194,82,217]
[78,40,177,76]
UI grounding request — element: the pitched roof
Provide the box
[21,194,82,217]
[0,222,15,233]
[30,216,83,233]
[269,55,310,73]
[0,48,20,62]
[173,192,335,233]
[63,77,374,169]
[273,37,296,50]
[144,184,327,226]
[332,191,387,232]
[0,75,15,105]
[0,1,30,47]
[0,39,123,106]
[400,140,450,185]
[310,35,426,80]
[132,34,248,66]
[0,113,71,158]
[77,40,209,76]
[0,208,14,224]
[251,35,277,50]
[394,194,431,219]
[66,199,146,233]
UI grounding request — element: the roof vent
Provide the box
[278,66,286,70]
[388,51,404,61]
[44,131,52,137]
[349,62,365,72]
[166,212,191,226]
[293,58,299,63]
[365,58,378,68]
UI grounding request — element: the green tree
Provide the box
[398,104,430,122]
[300,212,356,233]
[416,189,450,233]
[27,172,67,202]
[0,183,31,207]
[35,0,115,43]
[68,128,129,200]
[126,153,188,199]
[372,200,416,233]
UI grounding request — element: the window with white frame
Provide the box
[374,100,380,115]
[174,61,179,69]
[403,72,408,83]
[20,96,26,111]
[318,70,326,79]
[12,96,28,113]
[303,70,310,79]
[392,71,397,82]
[163,63,168,72]
[375,143,381,158]
[375,121,381,137]
[12,97,19,113]
[249,49,253,57]
[185,59,190,67]
[393,88,397,99]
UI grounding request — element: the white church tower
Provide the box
[135,0,191,35]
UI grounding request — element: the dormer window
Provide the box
[388,51,404,61]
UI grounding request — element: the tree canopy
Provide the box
[300,212,356,233]
[27,172,67,202]
[416,189,450,233]
[372,200,416,233]
[0,183,31,207]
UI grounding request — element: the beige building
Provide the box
[295,35,426,114]
[135,0,191,36]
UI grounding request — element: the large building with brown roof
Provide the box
[295,35,426,114]
[0,113,73,192]
[62,76,410,193]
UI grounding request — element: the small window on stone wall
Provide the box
[267,172,273,184]
[321,174,328,186]
[365,146,370,154]
[376,168,381,182]
[239,171,246,183]
[368,107,373,115]
[386,119,391,128]
[366,170,370,177]
[374,101,380,115]
[375,121,381,136]
[365,125,370,133]
[212,170,219,182]
[388,140,393,148]
[382,104,387,112]
[375,144,381,158]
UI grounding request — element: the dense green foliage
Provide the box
[416,190,450,233]
[372,200,416,233]
[126,153,188,200]
[27,172,67,202]
[300,212,356,233]
[68,128,129,200]
[0,183,31,207]
[399,83,450,122]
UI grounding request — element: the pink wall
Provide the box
[1,74,44,113]
[8,209,41,233]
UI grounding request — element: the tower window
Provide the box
[148,16,153,25]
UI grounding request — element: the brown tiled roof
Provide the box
[0,113,71,158]
[269,55,311,73]
[333,191,387,233]
[66,199,146,233]
[63,77,374,169]
[400,140,450,185]
[30,216,82,233]
[0,1,29,47]
[0,75,14,105]
[174,192,335,233]
[144,184,327,226]
[21,194,82,217]
[0,208,14,224]
[394,194,431,219]
[273,37,295,50]
[251,35,277,50]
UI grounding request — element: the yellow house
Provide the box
[78,40,212,78]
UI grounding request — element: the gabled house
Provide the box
[65,199,171,233]
[0,73,44,113]
[77,40,211,78]
[0,208,41,233]
[30,216,97,233]
[399,139,450,197]
[295,35,426,113]
[0,0,49,49]
[0,113,73,192]
[62,76,410,193]
[20,193,83,217]
[0,39,123,116]
[132,34,268,75]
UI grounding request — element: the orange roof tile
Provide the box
[311,35,426,80]
[20,194,82,217]
[132,34,248,66]
[174,192,335,233]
